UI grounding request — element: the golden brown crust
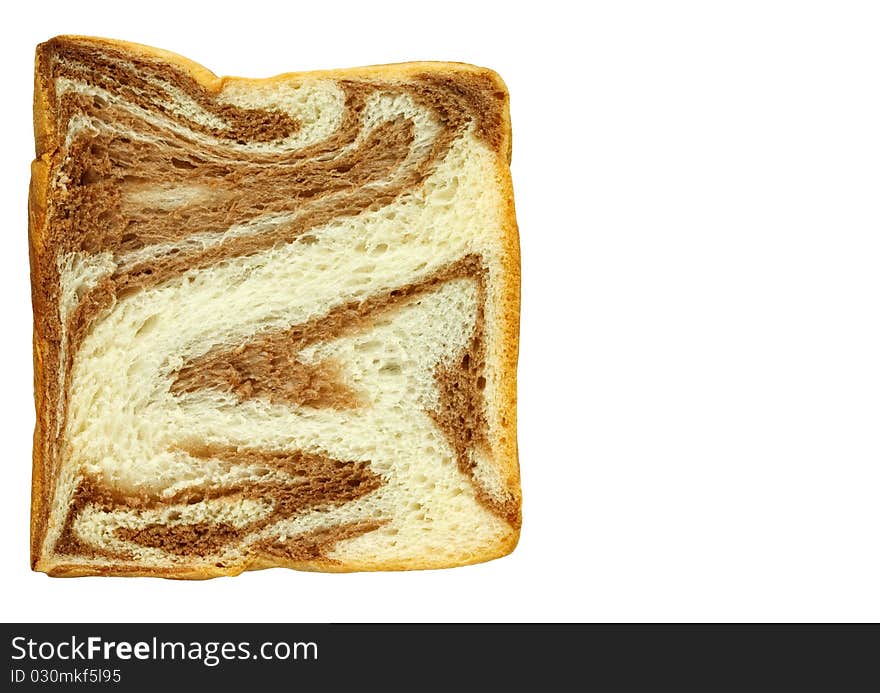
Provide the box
[31,42,57,571]
[495,132,522,542]
[29,147,53,569]
[30,35,521,577]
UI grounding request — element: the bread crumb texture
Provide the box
[29,37,520,577]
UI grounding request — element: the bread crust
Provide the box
[30,36,520,577]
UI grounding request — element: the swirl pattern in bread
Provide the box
[29,36,520,577]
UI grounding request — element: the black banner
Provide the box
[2,624,878,689]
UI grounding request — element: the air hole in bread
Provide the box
[79,167,102,185]
[170,157,198,170]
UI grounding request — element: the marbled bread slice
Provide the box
[29,36,520,577]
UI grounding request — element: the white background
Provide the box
[2,0,879,622]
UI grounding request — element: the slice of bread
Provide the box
[29,36,520,578]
